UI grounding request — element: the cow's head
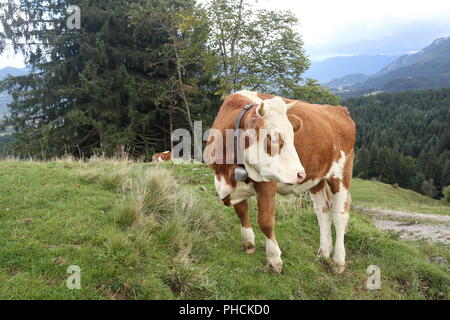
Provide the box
[243,97,306,185]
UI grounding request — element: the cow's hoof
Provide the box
[243,243,256,254]
[267,261,283,274]
[335,264,346,274]
[317,248,331,258]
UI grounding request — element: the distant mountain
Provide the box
[379,37,450,75]
[305,54,400,83]
[324,73,371,89]
[0,67,28,116]
[335,37,450,98]
[0,66,28,79]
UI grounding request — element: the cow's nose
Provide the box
[297,171,306,184]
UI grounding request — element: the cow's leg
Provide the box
[330,184,350,273]
[310,181,333,258]
[233,200,256,254]
[255,182,282,273]
[330,152,354,273]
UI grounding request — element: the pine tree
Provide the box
[0,0,213,158]
[442,160,450,188]
[346,88,450,196]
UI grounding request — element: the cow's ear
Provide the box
[256,102,267,117]
[286,101,297,110]
[288,114,303,132]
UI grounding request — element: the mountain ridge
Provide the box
[379,36,450,75]
[324,73,371,89]
[330,37,450,98]
[305,54,400,83]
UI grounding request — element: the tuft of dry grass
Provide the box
[0,155,20,162]
[164,259,216,298]
[78,166,131,192]
[277,193,313,221]
[76,163,222,297]
[110,168,221,239]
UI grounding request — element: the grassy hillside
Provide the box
[0,159,448,300]
[352,179,450,216]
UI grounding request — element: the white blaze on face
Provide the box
[239,94,305,185]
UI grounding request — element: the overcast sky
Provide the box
[2,0,450,68]
[259,0,450,61]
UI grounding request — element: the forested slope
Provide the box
[346,88,450,197]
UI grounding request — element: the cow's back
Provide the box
[288,101,356,183]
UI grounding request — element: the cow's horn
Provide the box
[286,101,296,110]
[257,102,266,117]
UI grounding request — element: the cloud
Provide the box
[258,0,450,60]
[3,0,450,67]
[0,21,26,68]
[0,47,25,69]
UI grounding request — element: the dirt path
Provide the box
[353,205,450,244]
[354,205,450,222]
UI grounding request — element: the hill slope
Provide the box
[324,73,371,89]
[346,87,450,196]
[0,160,448,300]
[334,37,450,98]
[379,37,450,75]
[352,179,450,216]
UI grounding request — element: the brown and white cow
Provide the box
[152,151,172,163]
[205,91,356,273]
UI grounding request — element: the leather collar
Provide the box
[234,104,255,167]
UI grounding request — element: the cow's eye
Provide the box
[265,133,284,156]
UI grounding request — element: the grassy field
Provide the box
[351,179,450,216]
[0,159,448,300]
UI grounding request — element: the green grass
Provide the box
[352,179,450,216]
[0,159,448,300]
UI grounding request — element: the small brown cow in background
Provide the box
[152,151,172,163]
